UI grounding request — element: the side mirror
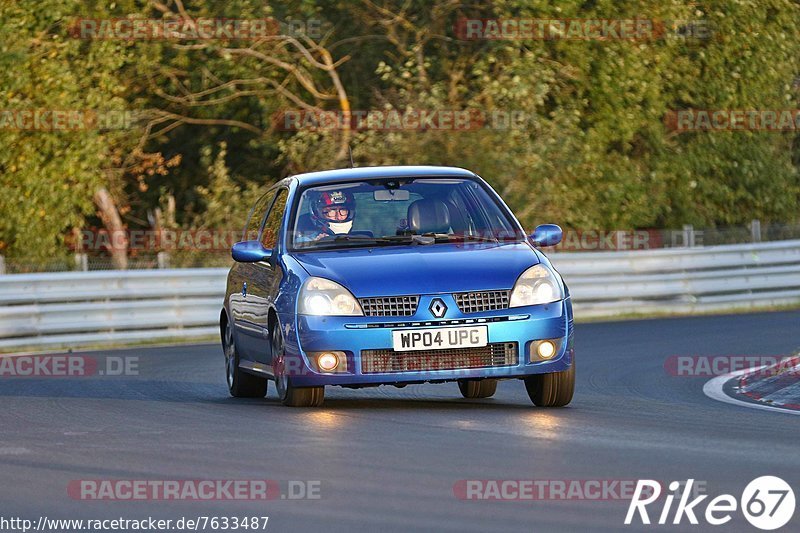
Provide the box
[530,224,563,247]
[231,240,272,263]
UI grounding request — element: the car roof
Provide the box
[290,165,478,187]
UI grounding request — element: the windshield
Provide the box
[289,177,524,251]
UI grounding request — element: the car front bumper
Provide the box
[284,297,574,387]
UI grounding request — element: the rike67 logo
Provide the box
[626,477,795,530]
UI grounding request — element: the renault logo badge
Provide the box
[429,298,448,319]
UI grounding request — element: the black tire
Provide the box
[524,356,575,407]
[457,379,498,399]
[271,321,325,407]
[222,317,268,398]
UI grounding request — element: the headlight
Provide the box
[298,277,363,316]
[509,264,564,307]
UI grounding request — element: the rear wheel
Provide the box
[524,357,575,407]
[458,379,498,399]
[272,322,325,407]
[222,318,268,398]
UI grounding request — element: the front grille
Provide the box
[359,296,419,317]
[361,342,518,373]
[453,290,510,314]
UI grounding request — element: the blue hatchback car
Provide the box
[221,166,574,407]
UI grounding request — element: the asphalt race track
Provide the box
[1,311,799,532]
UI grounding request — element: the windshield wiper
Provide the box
[297,235,383,249]
[417,233,501,244]
[307,234,423,248]
[373,233,503,246]
[375,234,440,245]
[457,234,500,243]
[330,235,377,242]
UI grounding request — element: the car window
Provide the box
[290,178,523,250]
[243,190,275,242]
[261,189,288,249]
[460,181,517,238]
[351,190,424,236]
[446,186,477,234]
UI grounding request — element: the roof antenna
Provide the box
[348,144,355,168]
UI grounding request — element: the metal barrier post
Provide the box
[751,219,761,243]
[74,253,88,271]
[157,252,171,269]
[682,225,695,247]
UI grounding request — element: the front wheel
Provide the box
[272,322,324,407]
[222,318,268,398]
[524,356,575,407]
[457,379,497,399]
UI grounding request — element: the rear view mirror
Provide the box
[374,189,410,201]
[530,224,563,247]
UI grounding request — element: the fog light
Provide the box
[317,352,339,372]
[537,340,556,359]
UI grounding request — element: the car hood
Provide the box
[292,242,540,296]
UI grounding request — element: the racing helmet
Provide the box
[310,190,355,233]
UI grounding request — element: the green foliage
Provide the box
[0,0,138,261]
[192,141,264,232]
[1,0,798,264]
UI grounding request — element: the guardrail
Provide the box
[1,240,799,351]
[554,239,800,318]
[0,269,226,351]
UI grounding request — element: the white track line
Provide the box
[703,366,800,416]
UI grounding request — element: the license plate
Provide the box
[391,326,488,352]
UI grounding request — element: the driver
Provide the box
[298,190,356,242]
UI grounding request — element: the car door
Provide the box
[230,190,276,360]
[249,188,289,366]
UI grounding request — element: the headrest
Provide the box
[407,199,451,234]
